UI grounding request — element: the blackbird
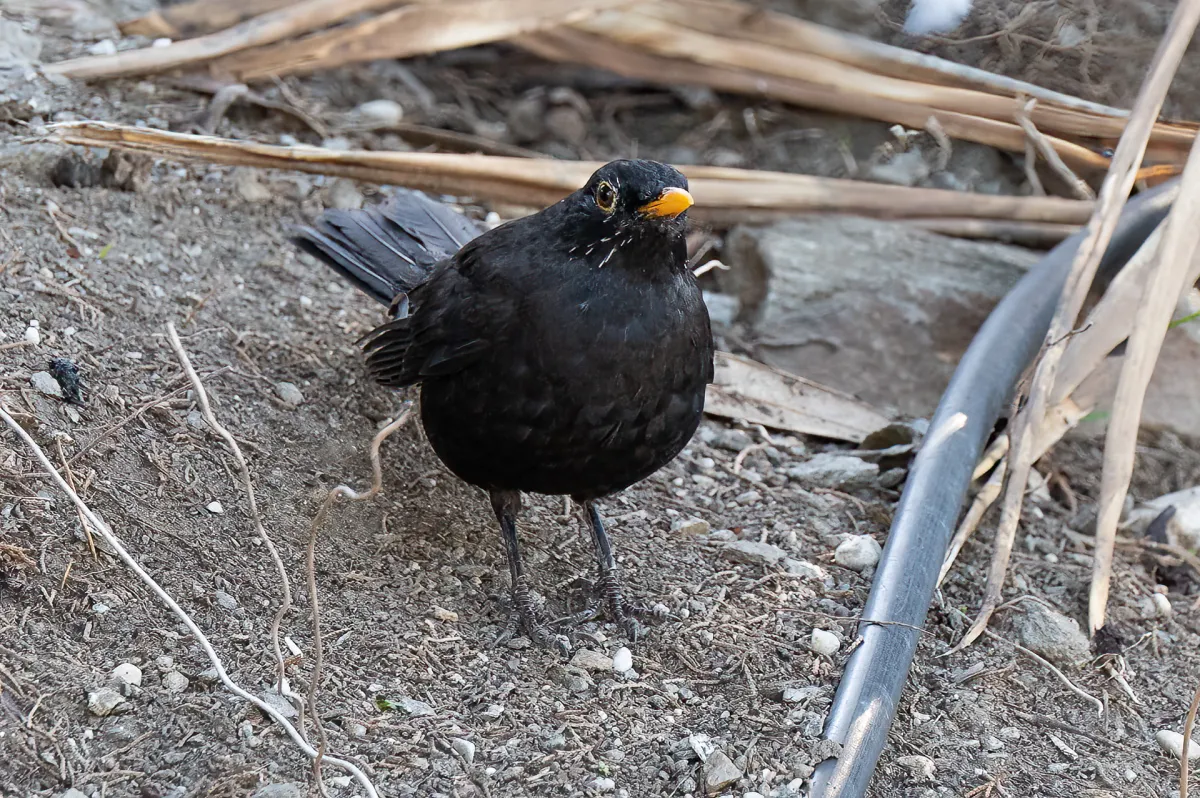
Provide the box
[292,159,714,652]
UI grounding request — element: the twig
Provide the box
[164,322,294,697]
[949,0,1200,652]
[0,340,31,353]
[0,405,381,798]
[1183,682,1200,797]
[68,384,194,466]
[1016,98,1096,200]
[54,437,96,560]
[303,408,412,784]
[1090,128,1200,633]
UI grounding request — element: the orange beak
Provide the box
[637,187,694,219]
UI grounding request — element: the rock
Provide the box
[868,149,931,187]
[570,649,614,672]
[589,776,616,792]
[429,606,459,623]
[703,750,743,794]
[399,697,434,716]
[31,371,63,399]
[722,218,1038,417]
[351,99,403,127]
[781,685,822,703]
[187,410,207,430]
[1151,592,1173,618]
[260,689,298,718]
[24,324,41,345]
[451,737,475,764]
[251,785,305,798]
[1156,730,1200,761]
[895,754,936,782]
[325,178,364,210]
[787,454,879,490]
[1010,602,1090,665]
[274,381,304,407]
[834,535,882,571]
[233,168,271,202]
[549,665,591,692]
[721,540,788,567]
[904,0,973,34]
[206,501,224,514]
[87,687,126,716]
[810,628,840,656]
[57,789,90,798]
[213,590,238,610]
[612,647,633,673]
[784,559,828,581]
[671,517,710,536]
[161,671,189,694]
[710,428,753,452]
[111,663,142,690]
[155,655,175,673]
[480,703,505,720]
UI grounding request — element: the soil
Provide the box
[2,3,1200,798]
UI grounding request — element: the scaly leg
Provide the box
[574,500,665,641]
[490,490,570,655]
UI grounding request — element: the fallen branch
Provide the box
[0,405,381,798]
[1090,137,1200,632]
[1183,682,1200,797]
[45,122,1096,227]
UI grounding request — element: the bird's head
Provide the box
[559,160,692,266]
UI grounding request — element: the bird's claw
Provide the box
[495,579,571,656]
[563,570,664,642]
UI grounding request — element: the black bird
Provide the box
[292,160,714,652]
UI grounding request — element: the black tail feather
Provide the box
[290,188,482,307]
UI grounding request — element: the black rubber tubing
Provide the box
[808,179,1178,798]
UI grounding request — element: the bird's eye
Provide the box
[595,181,616,213]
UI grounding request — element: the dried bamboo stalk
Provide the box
[212,0,617,80]
[46,122,1095,226]
[48,0,407,80]
[119,0,296,39]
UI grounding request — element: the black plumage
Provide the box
[292,160,714,652]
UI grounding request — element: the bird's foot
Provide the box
[494,578,571,656]
[568,569,667,642]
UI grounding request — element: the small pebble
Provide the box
[206,501,224,514]
[24,325,41,345]
[895,754,935,782]
[30,371,63,399]
[429,606,458,623]
[87,687,126,716]
[1151,592,1172,618]
[570,649,614,672]
[612,647,633,673]
[703,750,743,793]
[352,99,404,126]
[671,517,710,536]
[161,672,189,694]
[214,590,238,610]
[1156,730,1200,761]
[834,535,882,571]
[275,381,304,407]
[480,703,505,720]
[155,655,175,673]
[590,777,616,792]
[111,663,142,690]
[1123,768,1137,783]
[451,737,475,765]
[87,39,117,56]
[810,628,840,656]
[326,178,364,210]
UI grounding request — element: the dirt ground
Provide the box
[2,3,1200,798]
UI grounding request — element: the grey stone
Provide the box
[30,371,63,399]
[87,687,126,716]
[1156,730,1200,761]
[161,671,189,694]
[569,649,614,672]
[722,218,1037,417]
[895,754,936,782]
[451,737,475,765]
[213,590,238,610]
[671,517,710,536]
[868,149,931,187]
[703,750,743,794]
[398,697,434,716]
[784,559,828,580]
[834,535,882,571]
[1010,601,1090,665]
[251,785,305,798]
[721,540,787,567]
[274,382,304,407]
[787,454,879,490]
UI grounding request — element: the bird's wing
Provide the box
[358,244,516,387]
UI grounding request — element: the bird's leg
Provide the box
[576,501,665,641]
[490,490,570,655]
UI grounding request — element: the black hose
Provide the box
[809,180,1178,798]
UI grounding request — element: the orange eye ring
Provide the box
[595,181,616,213]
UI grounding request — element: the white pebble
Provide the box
[353,99,404,126]
[87,39,117,56]
[810,628,840,656]
[111,663,142,689]
[1151,592,1172,618]
[590,777,616,792]
[152,38,172,48]
[154,655,175,673]
[834,535,882,571]
[612,647,633,673]
[1156,730,1200,761]
[451,737,475,765]
[206,501,224,514]
[275,381,304,407]
[895,754,935,781]
[670,517,709,536]
[24,325,41,345]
